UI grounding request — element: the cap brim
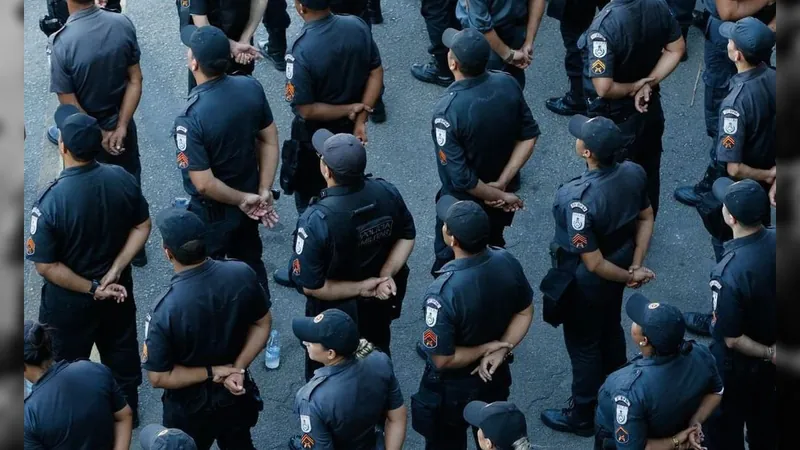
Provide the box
[442,28,459,49]
[712,177,734,204]
[54,104,81,130]
[312,129,334,154]
[568,114,590,140]
[292,317,320,344]
[625,293,650,325]
[463,401,489,427]
[718,22,735,39]
[436,195,459,222]
[139,424,167,449]
[180,24,198,48]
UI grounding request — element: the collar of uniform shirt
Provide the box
[170,259,213,284]
[633,353,680,367]
[722,227,769,254]
[66,5,101,24]
[321,183,365,198]
[303,12,336,30]
[447,72,490,92]
[730,62,769,84]
[437,249,492,273]
[313,358,356,377]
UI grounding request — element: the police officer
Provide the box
[581,0,685,218]
[24,320,134,448]
[143,208,272,449]
[702,178,776,450]
[543,0,608,116]
[184,0,267,92]
[140,424,198,450]
[431,28,540,274]
[281,0,384,213]
[26,104,151,424]
[289,130,416,380]
[410,0,461,87]
[261,0,291,71]
[455,0,545,89]
[667,0,694,61]
[289,309,407,450]
[175,25,280,295]
[673,0,775,207]
[412,196,534,450]
[463,401,533,450]
[540,115,655,436]
[683,18,775,335]
[594,294,724,449]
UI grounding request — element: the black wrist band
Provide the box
[206,366,213,380]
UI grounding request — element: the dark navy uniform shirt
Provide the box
[285,14,380,111]
[142,259,271,405]
[173,75,274,198]
[25,162,150,297]
[596,345,724,448]
[24,360,128,450]
[710,227,776,367]
[552,162,649,256]
[49,6,140,128]
[455,0,528,32]
[294,351,403,450]
[431,71,540,196]
[420,248,532,360]
[189,0,252,41]
[715,63,776,171]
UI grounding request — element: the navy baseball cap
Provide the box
[463,401,528,449]
[140,424,197,450]
[719,17,775,58]
[436,195,490,250]
[712,177,770,226]
[298,0,330,9]
[180,25,230,70]
[54,104,102,160]
[442,28,491,73]
[292,309,360,356]
[568,114,628,160]
[312,129,367,178]
[156,208,207,251]
[626,294,685,355]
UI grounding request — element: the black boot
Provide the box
[684,312,712,336]
[273,267,294,288]
[680,25,689,62]
[674,163,715,206]
[368,0,383,24]
[410,58,454,87]
[540,398,595,437]
[263,28,287,72]
[546,77,586,116]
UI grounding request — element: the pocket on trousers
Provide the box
[410,388,441,438]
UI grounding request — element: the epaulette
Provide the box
[180,94,199,116]
[571,182,591,201]
[151,286,173,313]
[299,374,328,402]
[288,28,308,53]
[711,252,735,278]
[722,83,745,106]
[433,90,457,117]
[427,271,453,294]
[35,179,59,206]
[47,25,66,47]
[619,366,643,391]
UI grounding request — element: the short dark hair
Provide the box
[198,60,228,78]
[68,148,96,163]
[330,171,363,186]
[453,54,485,77]
[166,239,206,265]
[456,236,487,254]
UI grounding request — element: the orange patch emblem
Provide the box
[616,426,629,443]
[292,258,301,275]
[571,234,588,249]
[591,59,606,74]
[181,0,189,6]
[423,329,438,349]
[285,82,295,102]
[721,135,735,149]
[25,237,35,255]
[177,152,189,169]
[141,343,148,363]
[300,434,315,448]
[438,149,447,165]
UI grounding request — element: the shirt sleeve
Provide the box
[259,88,275,130]
[368,34,382,70]
[286,54,315,106]
[105,368,130,412]
[49,45,74,94]
[715,106,746,164]
[462,0,494,32]
[24,410,46,450]
[246,266,272,319]
[517,96,541,141]
[711,277,744,338]
[123,16,141,66]
[384,357,404,411]
[134,184,150,225]
[174,116,209,172]
[514,260,534,313]
[301,403,335,450]
[586,31,615,80]
[141,314,174,373]
[378,180,416,240]
[612,393,646,449]
[421,296,456,357]
[566,201,597,254]
[707,356,725,395]
[25,208,59,264]
[664,4,683,43]
[290,212,329,291]
[432,115,478,192]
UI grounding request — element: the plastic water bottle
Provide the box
[265,330,280,369]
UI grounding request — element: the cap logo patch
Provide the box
[177,152,189,169]
[301,433,315,448]
[592,40,607,58]
[423,329,438,349]
[648,302,660,309]
[300,414,311,433]
[313,313,324,323]
[571,233,588,249]
[436,128,447,147]
[571,212,585,231]
[721,136,735,149]
[26,237,35,256]
[158,429,170,437]
[616,426,629,443]
[591,59,606,74]
[292,258,301,276]
[285,82,295,102]
[723,117,738,135]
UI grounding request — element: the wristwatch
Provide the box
[765,346,775,361]
[206,366,213,380]
[89,279,100,296]
[672,435,680,449]
[504,50,515,64]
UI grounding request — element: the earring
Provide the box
[638,341,646,347]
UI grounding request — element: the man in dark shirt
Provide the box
[430,28,540,274]
[143,208,272,449]
[26,104,151,424]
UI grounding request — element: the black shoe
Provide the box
[259,41,286,72]
[369,9,384,24]
[692,9,707,30]
[684,312,712,337]
[46,125,59,145]
[410,62,454,87]
[545,94,587,116]
[540,400,595,437]
[370,99,386,124]
[131,249,147,268]
[273,267,294,288]
[674,185,705,207]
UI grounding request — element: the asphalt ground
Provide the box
[24,1,722,448]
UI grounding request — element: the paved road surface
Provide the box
[24,1,718,448]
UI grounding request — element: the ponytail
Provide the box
[23,320,53,366]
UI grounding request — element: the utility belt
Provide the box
[280,116,354,195]
[163,370,263,423]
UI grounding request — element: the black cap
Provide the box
[140,424,197,450]
[568,114,628,160]
[442,28,490,74]
[297,0,330,9]
[625,293,685,355]
[54,104,102,160]
[292,309,360,356]
[180,25,231,70]
[719,17,775,58]
[312,129,367,178]
[436,195,490,251]
[463,401,528,449]
[712,177,769,226]
[156,208,207,251]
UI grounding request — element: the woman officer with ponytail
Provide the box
[594,294,724,450]
[24,320,133,449]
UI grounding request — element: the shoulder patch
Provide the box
[433,90,457,116]
[614,395,630,425]
[425,298,441,327]
[285,54,295,80]
[434,117,450,128]
[569,201,588,212]
[722,108,740,117]
[300,414,311,433]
